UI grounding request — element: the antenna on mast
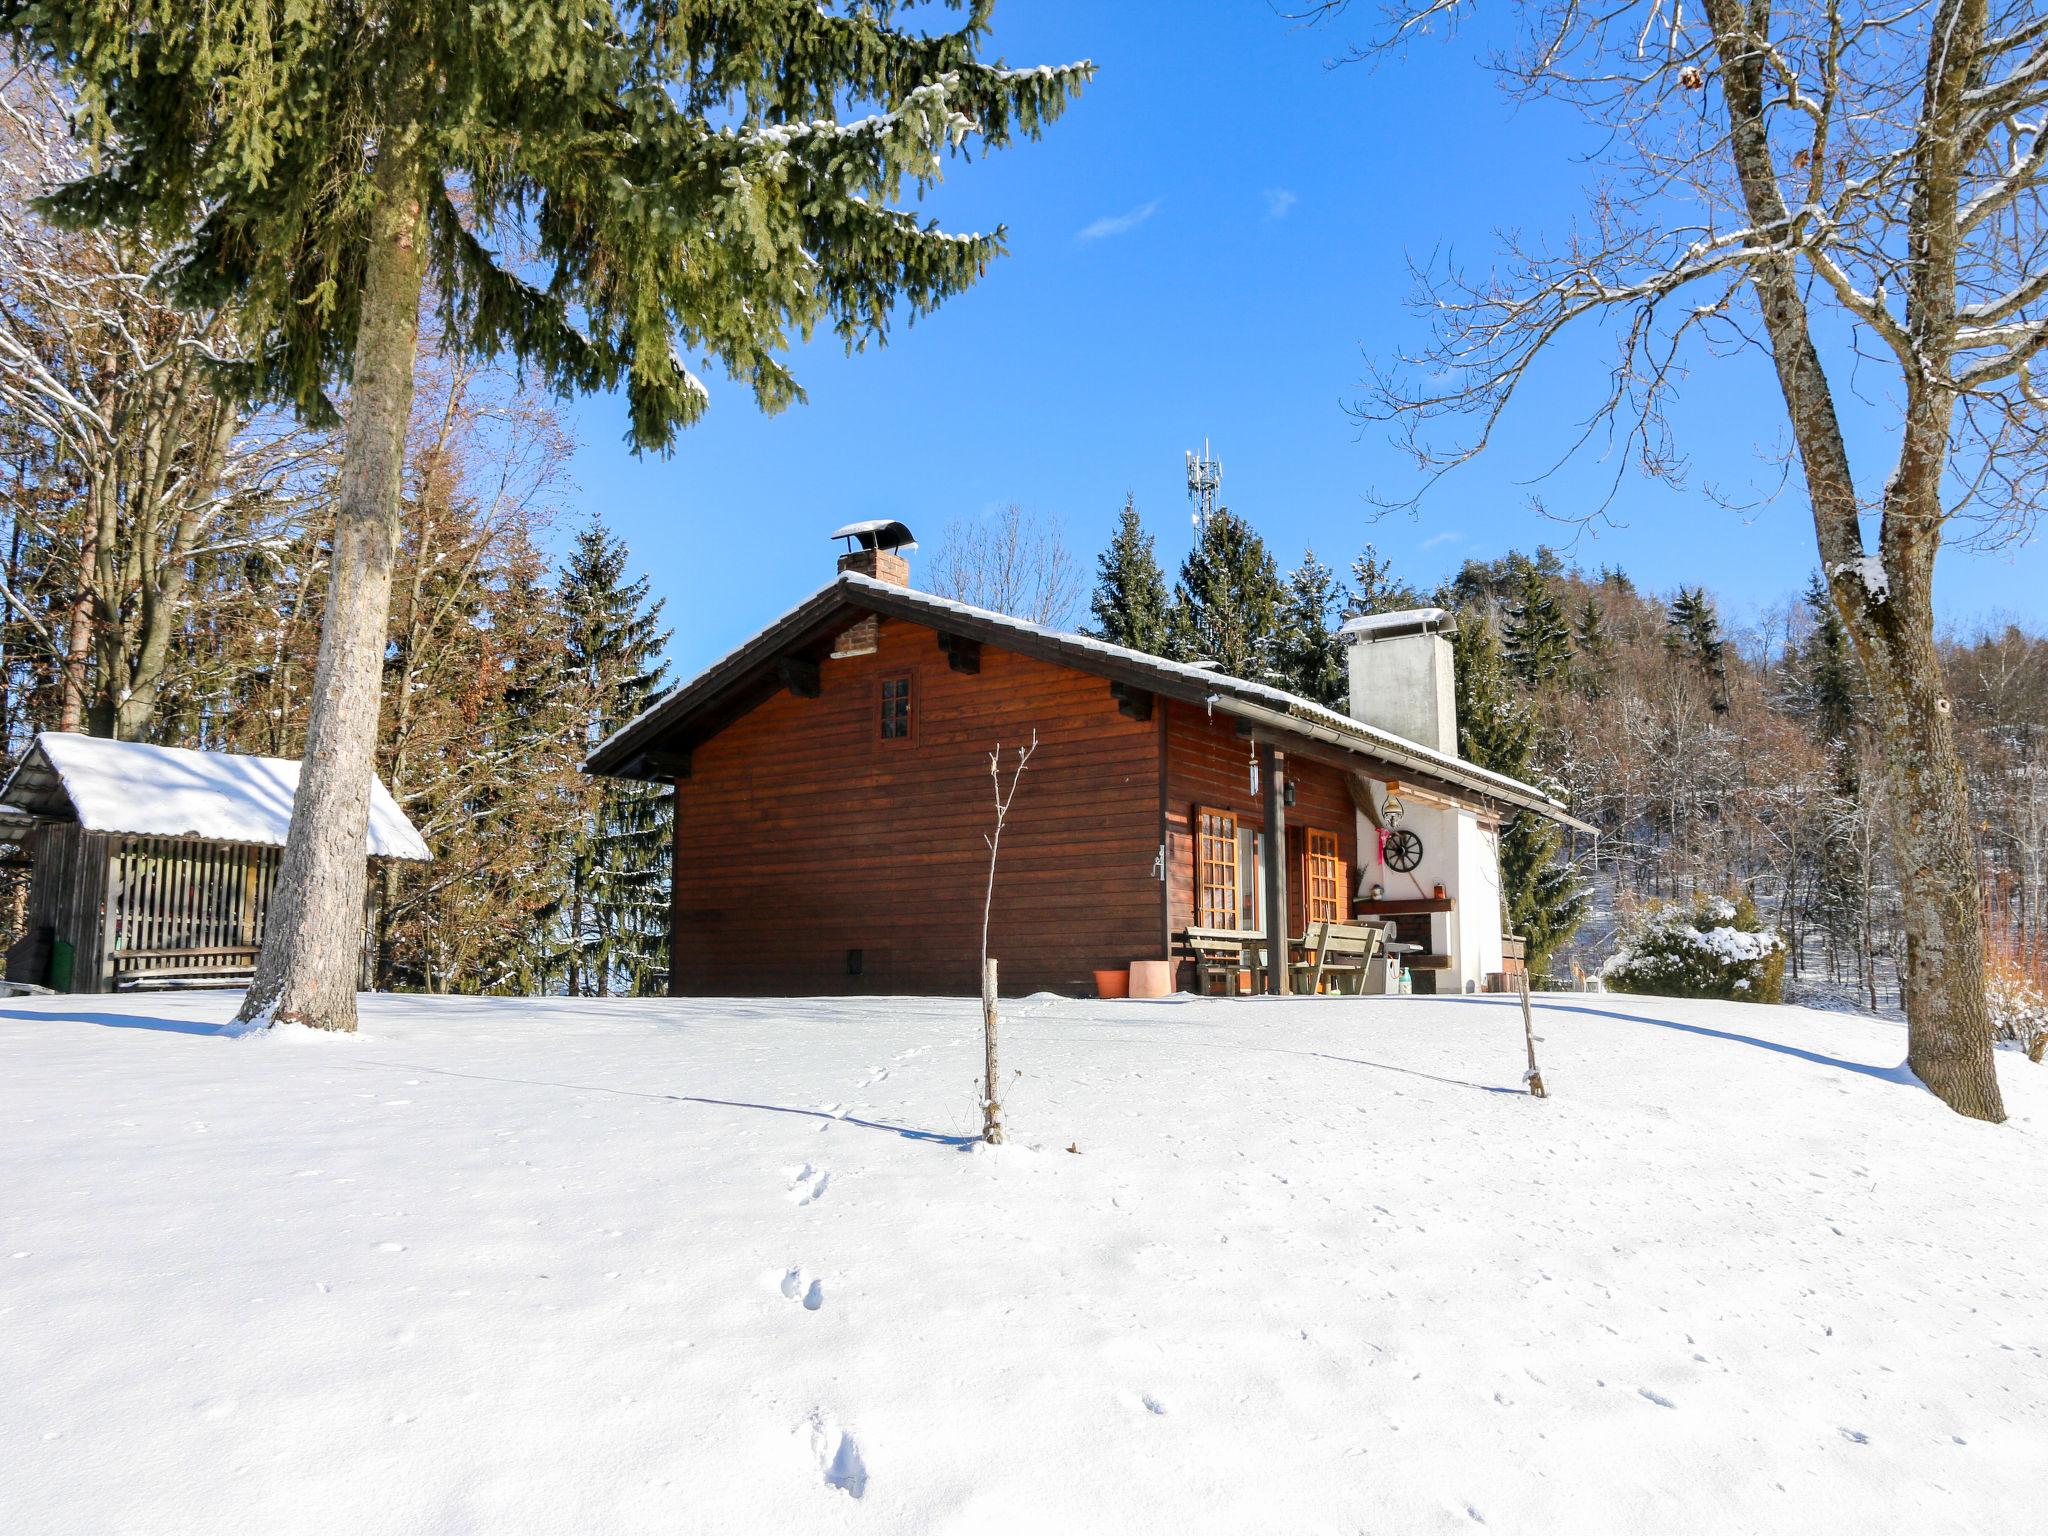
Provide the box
[1185,438,1222,531]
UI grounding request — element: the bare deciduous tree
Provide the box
[0,70,319,741]
[927,503,1082,628]
[979,730,1037,1146]
[1307,0,2045,1120]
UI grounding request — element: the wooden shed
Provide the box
[0,733,429,992]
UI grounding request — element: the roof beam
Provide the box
[1110,681,1153,721]
[935,632,981,674]
[776,656,821,698]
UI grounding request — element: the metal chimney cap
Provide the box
[829,518,918,553]
[1338,606,1455,643]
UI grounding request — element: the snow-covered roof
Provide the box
[0,733,430,860]
[1338,607,1453,639]
[587,574,1587,831]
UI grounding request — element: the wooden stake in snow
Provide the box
[1520,970,1548,1098]
[978,731,1037,1145]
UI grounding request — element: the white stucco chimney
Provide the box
[1338,608,1458,755]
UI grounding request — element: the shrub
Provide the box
[1986,960,2048,1060]
[1602,894,1786,1004]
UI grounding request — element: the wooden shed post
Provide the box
[1261,743,1288,996]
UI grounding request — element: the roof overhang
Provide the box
[587,575,1593,833]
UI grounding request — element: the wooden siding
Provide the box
[669,616,1165,996]
[103,837,280,987]
[1162,700,1358,988]
[23,822,113,990]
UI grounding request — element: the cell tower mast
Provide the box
[1185,439,1222,530]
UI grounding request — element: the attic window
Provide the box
[880,675,912,740]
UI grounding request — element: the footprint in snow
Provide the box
[809,1412,867,1498]
[784,1164,831,1206]
[1638,1388,1676,1409]
[1839,1427,1870,1444]
[1139,1393,1168,1416]
[780,1267,824,1311]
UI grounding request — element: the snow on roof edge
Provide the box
[594,574,1570,819]
[11,734,430,860]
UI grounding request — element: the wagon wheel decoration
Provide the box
[1382,828,1424,873]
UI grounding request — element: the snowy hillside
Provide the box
[2,990,2041,1535]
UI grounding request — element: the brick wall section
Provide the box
[1162,699,1358,988]
[670,615,1164,995]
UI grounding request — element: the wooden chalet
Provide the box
[0,733,429,992]
[587,523,1589,998]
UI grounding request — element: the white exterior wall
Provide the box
[1354,797,1505,993]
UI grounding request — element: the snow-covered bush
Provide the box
[1602,895,1786,1004]
[1986,966,2048,1060]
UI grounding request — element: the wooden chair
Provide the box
[1182,926,1259,996]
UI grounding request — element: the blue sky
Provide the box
[560,2,2041,677]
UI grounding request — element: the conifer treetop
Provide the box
[4,0,1091,446]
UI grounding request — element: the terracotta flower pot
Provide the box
[1093,967,1130,999]
[1127,959,1173,999]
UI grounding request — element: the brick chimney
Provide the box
[831,519,916,587]
[830,519,916,657]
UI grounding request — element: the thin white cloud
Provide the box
[1262,188,1298,220]
[1076,199,1160,243]
[1420,530,1463,550]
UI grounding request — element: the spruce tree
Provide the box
[1453,614,1587,976]
[1572,595,1614,700]
[1796,573,1867,978]
[1169,506,1284,682]
[1087,495,1171,654]
[1502,563,1572,689]
[1343,543,1422,620]
[1275,548,1347,708]
[3,1,1087,1030]
[1666,587,1731,713]
[554,518,673,998]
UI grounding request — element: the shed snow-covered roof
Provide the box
[586,574,1591,832]
[0,734,430,860]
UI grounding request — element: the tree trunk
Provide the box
[1856,598,2005,1121]
[58,514,94,734]
[981,956,1003,1145]
[235,113,426,1032]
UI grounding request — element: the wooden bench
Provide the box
[1182,926,1260,996]
[111,946,259,990]
[1299,920,1388,995]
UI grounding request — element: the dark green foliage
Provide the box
[5,1,1090,445]
[1452,614,1587,975]
[1442,545,1567,615]
[1502,562,1572,689]
[1275,548,1346,708]
[1604,893,1787,1003]
[1342,543,1421,620]
[1795,572,1861,750]
[1572,596,1613,700]
[552,516,672,996]
[1666,586,1731,712]
[1087,494,1171,655]
[1170,506,1283,683]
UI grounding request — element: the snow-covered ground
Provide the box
[2,990,2041,1535]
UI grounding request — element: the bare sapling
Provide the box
[1520,970,1548,1099]
[979,730,1037,1145]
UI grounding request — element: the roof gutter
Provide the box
[1207,695,1598,836]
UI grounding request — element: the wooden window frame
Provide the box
[878,672,914,742]
[1302,826,1345,926]
[1194,804,1241,930]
